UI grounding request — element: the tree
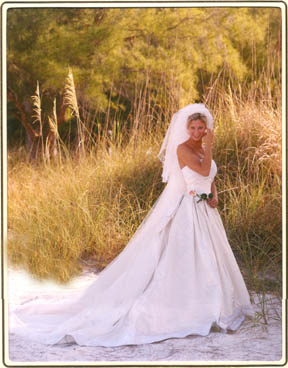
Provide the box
[7,7,281,155]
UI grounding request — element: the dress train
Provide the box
[9,160,254,347]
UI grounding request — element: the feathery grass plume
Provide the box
[63,67,80,119]
[63,67,85,156]
[46,97,61,162]
[30,80,44,159]
[31,80,42,128]
[47,98,59,137]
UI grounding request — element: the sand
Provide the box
[7,267,283,364]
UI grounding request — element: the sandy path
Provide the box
[7,267,283,364]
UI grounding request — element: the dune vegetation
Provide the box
[7,7,282,308]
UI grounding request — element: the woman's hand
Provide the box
[207,196,218,208]
[202,127,214,147]
[209,180,218,208]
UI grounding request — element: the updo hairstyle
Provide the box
[186,113,208,128]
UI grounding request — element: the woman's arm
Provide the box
[208,180,219,208]
[177,144,212,176]
[177,128,214,177]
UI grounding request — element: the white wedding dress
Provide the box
[9,159,254,347]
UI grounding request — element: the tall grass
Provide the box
[7,133,164,282]
[205,81,282,300]
[7,86,281,305]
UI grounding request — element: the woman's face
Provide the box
[187,119,207,141]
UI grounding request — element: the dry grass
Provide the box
[209,88,282,296]
[8,133,163,282]
[7,89,282,299]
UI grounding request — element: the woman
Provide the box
[177,112,218,207]
[9,103,254,347]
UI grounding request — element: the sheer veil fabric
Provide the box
[9,104,254,348]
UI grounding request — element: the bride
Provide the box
[9,103,254,347]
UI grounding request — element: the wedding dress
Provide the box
[9,157,254,348]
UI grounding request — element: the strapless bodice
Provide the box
[181,159,217,194]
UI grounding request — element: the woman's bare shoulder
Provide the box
[177,142,195,158]
[177,142,203,167]
[177,142,190,153]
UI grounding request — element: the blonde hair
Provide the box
[186,113,207,128]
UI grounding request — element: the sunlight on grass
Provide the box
[8,91,281,302]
